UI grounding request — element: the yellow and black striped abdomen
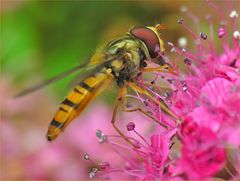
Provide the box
[47,68,113,141]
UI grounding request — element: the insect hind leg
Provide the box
[111,86,135,146]
[111,85,167,147]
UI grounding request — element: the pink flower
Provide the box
[94,125,177,180]
[1,77,133,179]
[2,1,239,180]
[178,125,226,179]
[93,1,240,180]
[189,78,240,147]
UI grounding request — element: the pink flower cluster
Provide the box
[89,2,240,180]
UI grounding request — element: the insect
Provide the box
[16,24,176,144]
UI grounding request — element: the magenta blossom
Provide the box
[178,125,226,179]
[188,78,240,147]
[91,127,177,180]
[87,1,240,180]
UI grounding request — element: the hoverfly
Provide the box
[17,24,176,144]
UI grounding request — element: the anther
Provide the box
[229,10,238,19]
[89,172,95,179]
[218,28,225,38]
[127,122,135,131]
[92,167,98,173]
[233,31,240,39]
[178,18,184,24]
[181,81,187,92]
[99,135,107,143]
[96,129,107,143]
[133,140,141,149]
[184,58,192,65]
[182,48,186,53]
[200,32,207,40]
[84,153,90,160]
[96,129,102,138]
[170,48,176,53]
[167,42,173,46]
[182,85,188,92]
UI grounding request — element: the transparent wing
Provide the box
[15,63,88,98]
[68,65,104,88]
[69,54,123,88]
[15,53,122,98]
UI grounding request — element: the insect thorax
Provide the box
[105,36,147,87]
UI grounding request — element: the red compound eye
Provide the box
[130,27,160,58]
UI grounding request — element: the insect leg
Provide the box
[142,64,174,73]
[121,84,167,128]
[122,107,167,128]
[127,82,179,120]
[111,86,134,146]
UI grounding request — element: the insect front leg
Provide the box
[127,82,179,120]
[122,84,167,128]
[142,64,174,73]
[122,107,167,129]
